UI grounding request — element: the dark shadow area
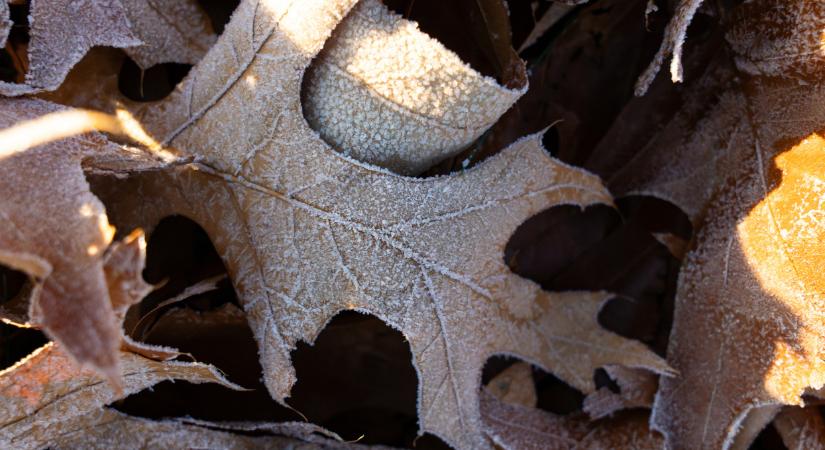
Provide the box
[140,216,233,304]
[535,369,585,415]
[504,197,690,356]
[118,58,192,102]
[0,2,30,83]
[115,301,300,422]
[0,264,26,305]
[197,0,241,35]
[0,266,48,370]
[289,311,450,449]
[116,216,299,422]
[123,216,238,340]
[748,423,785,450]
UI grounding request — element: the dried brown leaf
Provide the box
[49,409,393,449]
[121,0,217,69]
[0,0,140,96]
[93,1,672,447]
[615,1,825,448]
[480,389,663,450]
[0,98,134,382]
[0,343,242,449]
[303,0,526,174]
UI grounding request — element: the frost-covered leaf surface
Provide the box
[0,0,140,95]
[92,0,673,448]
[486,361,537,408]
[303,0,526,174]
[0,98,138,382]
[0,343,241,450]
[48,409,390,450]
[480,389,663,450]
[121,0,217,69]
[625,1,825,448]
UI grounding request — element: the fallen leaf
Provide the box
[605,1,825,448]
[0,0,140,96]
[0,98,167,384]
[121,0,216,69]
[93,0,672,447]
[303,0,526,174]
[773,406,825,450]
[480,389,663,450]
[49,409,392,449]
[0,343,242,449]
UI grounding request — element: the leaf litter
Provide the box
[0,0,823,448]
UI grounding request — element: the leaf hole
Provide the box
[196,0,241,35]
[126,215,238,339]
[118,57,192,102]
[0,2,31,83]
[534,370,584,415]
[482,356,584,416]
[0,265,48,370]
[593,368,620,394]
[0,268,33,339]
[748,422,786,450]
[0,264,26,306]
[288,311,441,448]
[504,204,620,290]
[114,302,299,422]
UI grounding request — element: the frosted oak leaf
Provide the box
[480,389,663,450]
[597,1,825,448]
[0,97,171,385]
[121,0,217,69]
[0,0,140,96]
[303,0,527,174]
[0,343,242,450]
[46,409,377,450]
[98,0,672,448]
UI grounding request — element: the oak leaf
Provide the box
[480,389,663,450]
[0,97,171,383]
[121,0,217,69]
[91,0,672,447]
[49,409,391,449]
[0,343,241,449]
[303,0,526,174]
[0,0,140,96]
[597,0,825,447]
